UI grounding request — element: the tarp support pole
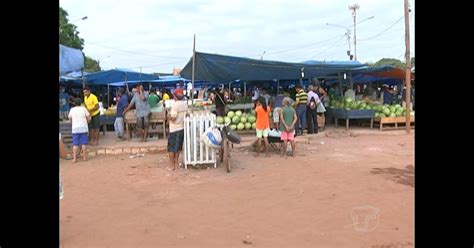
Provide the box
[191,34,196,112]
[244,82,247,98]
[338,72,343,97]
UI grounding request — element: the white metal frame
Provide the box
[183,113,217,169]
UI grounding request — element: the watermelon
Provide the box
[244,122,252,130]
[248,116,256,123]
[240,116,247,123]
[224,117,231,125]
[232,116,240,124]
[227,111,235,118]
[216,116,224,124]
[252,123,256,129]
[382,108,390,115]
[229,124,237,130]
[237,123,245,130]
[235,110,242,117]
[389,113,396,117]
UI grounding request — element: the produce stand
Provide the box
[124,109,168,140]
[374,116,415,131]
[100,115,116,136]
[329,108,375,130]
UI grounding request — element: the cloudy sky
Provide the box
[60,0,415,74]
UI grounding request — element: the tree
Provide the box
[85,56,101,73]
[60,7,101,72]
[368,57,415,69]
[59,8,84,50]
[371,58,405,68]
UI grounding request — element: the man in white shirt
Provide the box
[167,89,188,170]
[344,87,356,101]
[68,98,91,163]
[306,85,321,134]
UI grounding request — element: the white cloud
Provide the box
[60,0,414,73]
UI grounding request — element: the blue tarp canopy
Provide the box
[180,52,366,82]
[108,75,190,86]
[60,44,84,75]
[79,69,160,86]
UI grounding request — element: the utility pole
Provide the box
[349,3,360,61]
[404,0,412,133]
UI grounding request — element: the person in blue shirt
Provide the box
[114,88,129,140]
[59,86,72,121]
[382,85,393,105]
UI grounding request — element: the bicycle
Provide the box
[215,123,241,173]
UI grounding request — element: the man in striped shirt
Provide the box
[293,84,308,135]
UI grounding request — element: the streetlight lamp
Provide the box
[59,16,88,34]
[326,15,374,61]
[260,51,266,60]
[71,16,88,22]
[326,23,352,59]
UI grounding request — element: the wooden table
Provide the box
[124,110,168,140]
[331,109,375,130]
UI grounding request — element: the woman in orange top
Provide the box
[255,96,271,157]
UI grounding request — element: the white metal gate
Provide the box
[183,113,217,169]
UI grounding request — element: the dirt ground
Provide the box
[60,129,414,248]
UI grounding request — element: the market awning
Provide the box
[81,69,160,86]
[59,44,84,75]
[180,52,366,82]
[351,65,415,80]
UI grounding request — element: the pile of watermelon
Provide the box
[216,110,257,130]
[329,97,414,118]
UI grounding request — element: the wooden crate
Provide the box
[149,110,167,139]
[374,116,415,130]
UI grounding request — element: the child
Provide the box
[68,98,91,163]
[280,97,298,157]
[255,96,271,157]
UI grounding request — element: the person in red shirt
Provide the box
[254,96,271,157]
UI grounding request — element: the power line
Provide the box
[128,60,189,69]
[358,15,405,41]
[262,34,345,57]
[85,40,188,59]
[311,36,346,58]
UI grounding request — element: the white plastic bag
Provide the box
[268,128,281,138]
[201,127,222,149]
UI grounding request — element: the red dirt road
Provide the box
[60,130,414,248]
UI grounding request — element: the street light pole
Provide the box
[349,4,360,61]
[326,23,352,59]
[326,15,373,61]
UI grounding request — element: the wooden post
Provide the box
[244,82,247,98]
[107,84,110,107]
[191,34,196,113]
[277,80,280,95]
[338,73,343,97]
[404,0,412,133]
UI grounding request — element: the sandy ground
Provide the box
[60,129,414,248]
